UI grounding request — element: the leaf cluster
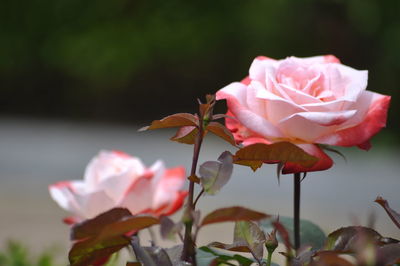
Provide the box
[68,208,159,266]
[199,196,400,266]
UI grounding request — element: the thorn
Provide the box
[300,172,307,182]
[276,163,284,185]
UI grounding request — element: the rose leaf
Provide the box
[206,122,236,146]
[199,151,233,195]
[375,196,400,230]
[200,206,270,227]
[139,113,198,131]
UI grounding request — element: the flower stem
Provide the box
[181,131,203,265]
[266,251,273,266]
[130,235,157,266]
[294,172,301,252]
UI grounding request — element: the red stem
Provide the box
[181,130,203,265]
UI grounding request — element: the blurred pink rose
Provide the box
[49,150,187,223]
[217,55,390,174]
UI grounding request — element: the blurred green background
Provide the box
[0,0,398,140]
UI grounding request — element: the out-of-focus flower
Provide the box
[49,150,187,223]
[217,55,390,173]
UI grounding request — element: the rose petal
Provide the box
[249,56,276,81]
[282,144,333,174]
[316,92,390,150]
[158,190,188,216]
[246,83,267,117]
[73,190,115,219]
[153,167,186,210]
[297,55,340,64]
[225,111,261,144]
[49,181,85,217]
[242,137,271,146]
[277,113,334,142]
[84,151,146,191]
[255,82,308,124]
[217,85,283,139]
[281,110,357,127]
[337,66,368,102]
[120,177,154,215]
[279,83,322,105]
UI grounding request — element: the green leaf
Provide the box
[71,208,131,240]
[375,196,400,230]
[164,245,183,266]
[206,122,236,146]
[201,206,270,227]
[197,246,254,266]
[139,113,198,131]
[260,216,326,249]
[199,151,233,195]
[159,216,183,241]
[233,142,318,171]
[170,126,198,144]
[130,236,173,266]
[234,221,265,262]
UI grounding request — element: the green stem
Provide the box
[266,251,273,266]
[294,173,301,252]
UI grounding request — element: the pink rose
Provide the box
[49,150,187,223]
[217,55,391,174]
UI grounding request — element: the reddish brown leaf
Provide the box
[212,114,236,121]
[324,226,382,252]
[201,206,270,227]
[97,215,159,241]
[126,263,141,266]
[272,221,292,254]
[139,113,198,131]
[199,103,212,119]
[375,196,400,230]
[206,122,236,146]
[170,126,198,144]
[233,142,318,171]
[71,208,131,240]
[69,235,129,266]
[208,241,251,252]
[69,214,158,266]
[312,251,355,266]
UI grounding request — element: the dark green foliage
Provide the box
[260,216,326,250]
[0,241,55,266]
[0,0,398,142]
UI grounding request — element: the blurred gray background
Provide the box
[0,0,399,262]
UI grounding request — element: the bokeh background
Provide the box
[1,0,399,136]
[0,0,399,264]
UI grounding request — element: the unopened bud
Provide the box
[265,229,278,254]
